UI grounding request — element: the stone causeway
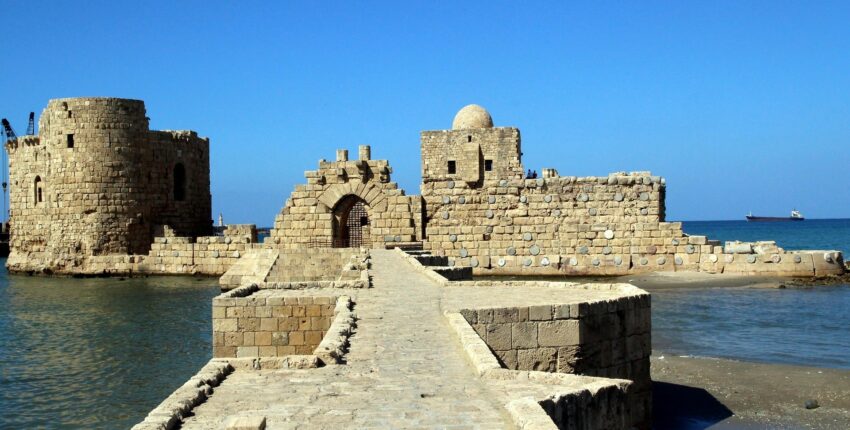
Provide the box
[135,249,651,429]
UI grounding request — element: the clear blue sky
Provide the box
[2,1,849,224]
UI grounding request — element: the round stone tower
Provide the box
[39,97,152,255]
[6,97,212,272]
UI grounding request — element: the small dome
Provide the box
[452,104,493,130]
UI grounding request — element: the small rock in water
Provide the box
[805,399,820,409]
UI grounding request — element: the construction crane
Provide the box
[1,118,16,142]
[26,112,34,135]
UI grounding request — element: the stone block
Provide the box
[511,322,538,349]
[554,304,571,319]
[271,332,289,346]
[486,323,512,350]
[493,307,519,323]
[528,305,552,321]
[538,320,580,347]
[556,345,580,373]
[214,318,238,332]
[255,332,272,346]
[517,348,557,372]
[258,346,277,357]
[236,346,259,358]
[494,349,518,370]
[289,332,305,346]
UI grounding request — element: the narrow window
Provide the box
[467,135,472,142]
[66,134,74,148]
[447,160,456,174]
[34,176,43,204]
[173,163,186,201]
[484,159,493,171]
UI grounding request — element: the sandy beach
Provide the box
[652,353,850,429]
[612,271,850,429]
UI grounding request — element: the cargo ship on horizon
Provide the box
[746,209,805,222]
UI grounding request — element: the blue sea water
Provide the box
[649,219,850,369]
[682,218,850,256]
[0,268,218,429]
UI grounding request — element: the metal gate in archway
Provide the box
[333,196,370,248]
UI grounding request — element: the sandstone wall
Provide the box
[459,294,651,403]
[269,146,419,249]
[421,127,524,183]
[422,172,680,274]
[5,97,211,274]
[213,291,338,358]
[420,173,844,276]
[141,235,257,275]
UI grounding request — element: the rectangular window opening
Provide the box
[467,135,472,142]
[66,134,74,148]
[484,159,493,171]
[447,160,456,174]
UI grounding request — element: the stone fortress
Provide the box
[5,99,845,277]
[268,103,844,278]
[5,98,848,430]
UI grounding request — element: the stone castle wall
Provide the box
[415,105,845,277]
[5,97,211,274]
[421,171,684,275]
[269,146,420,249]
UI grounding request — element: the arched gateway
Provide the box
[269,146,419,249]
[333,195,370,248]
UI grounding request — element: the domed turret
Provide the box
[452,104,493,130]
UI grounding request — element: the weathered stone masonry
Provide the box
[6,97,211,273]
[269,146,421,249]
[6,99,845,279]
[273,104,845,277]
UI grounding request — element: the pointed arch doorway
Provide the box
[332,195,370,248]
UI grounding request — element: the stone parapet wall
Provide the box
[213,293,337,358]
[458,295,652,393]
[219,249,279,289]
[442,282,651,429]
